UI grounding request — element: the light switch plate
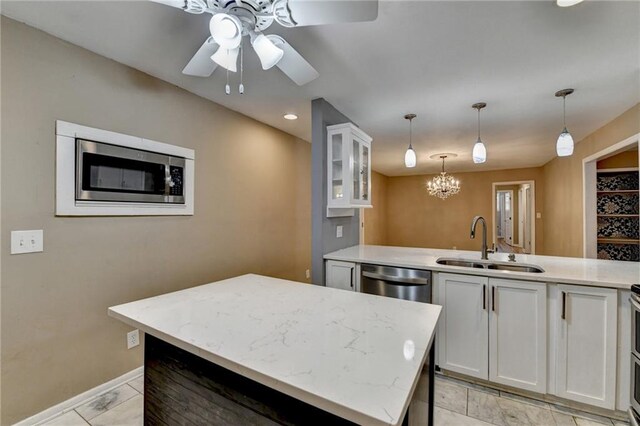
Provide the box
[336,225,343,238]
[536,212,542,219]
[11,230,44,254]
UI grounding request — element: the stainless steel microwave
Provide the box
[76,139,186,204]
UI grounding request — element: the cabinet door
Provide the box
[489,279,547,393]
[556,284,617,409]
[351,137,362,203]
[325,260,356,291]
[438,273,489,380]
[327,129,346,207]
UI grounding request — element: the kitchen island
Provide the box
[108,274,441,426]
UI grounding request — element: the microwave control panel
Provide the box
[169,166,183,196]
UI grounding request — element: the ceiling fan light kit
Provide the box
[555,88,575,157]
[471,102,487,164]
[251,33,284,70]
[154,0,379,93]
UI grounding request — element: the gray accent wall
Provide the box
[311,98,360,285]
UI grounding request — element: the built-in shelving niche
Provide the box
[596,169,639,261]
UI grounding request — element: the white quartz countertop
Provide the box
[324,245,639,290]
[108,274,441,426]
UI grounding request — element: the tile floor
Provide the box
[41,374,628,426]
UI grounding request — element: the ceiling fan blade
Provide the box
[268,36,319,86]
[182,37,219,77]
[286,0,378,27]
[149,0,186,9]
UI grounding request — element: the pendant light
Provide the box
[555,88,575,157]
[471,102,487,164]
[404,114,417,168]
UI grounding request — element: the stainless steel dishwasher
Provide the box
[360,264,431,303]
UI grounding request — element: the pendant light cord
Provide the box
[477,108,481,140]
[441,157,445,173]
[563,95,567,128]
[409,118,413,149]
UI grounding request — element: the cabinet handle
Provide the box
[482,285,486,310]
[350,267,354,288]
[491,286,496,312]
[561,291,566,320]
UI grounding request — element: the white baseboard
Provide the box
[14,366,143,426]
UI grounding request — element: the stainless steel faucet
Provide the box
[470,216,494,260]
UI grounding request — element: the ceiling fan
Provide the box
[152,0,378,94]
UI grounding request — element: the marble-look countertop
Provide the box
[324,245,639,290]
[108,274,441,426]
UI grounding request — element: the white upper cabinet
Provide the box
[555,284,617,409]
[327,123,372,216]
[489,278,547,393]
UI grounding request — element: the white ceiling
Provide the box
[2,1,639,175]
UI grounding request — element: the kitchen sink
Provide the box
[435,258,486,268]
[435,257,545,273]
[486,263,545,273]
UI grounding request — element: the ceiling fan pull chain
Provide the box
[239,43,245,94]
[225,51,231,95]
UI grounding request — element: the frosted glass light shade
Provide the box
[211,47,239,72]
[209,14,242,49]
[252,34,284,70]
[404,147,417,168]
[472,139,487,164]
[556,128,574,157]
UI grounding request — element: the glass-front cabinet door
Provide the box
[326,123,372,215]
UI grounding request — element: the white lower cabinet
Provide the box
[555,284,617,409]
[437,273,546,391]
[489,278,547,393]
[437,273,489,380]
[325,260,357,291]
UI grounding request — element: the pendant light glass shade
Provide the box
[555,89,575,157]
[471,102,487,164]
[472,139,487,164]
[252,34,284,70]
[209,14,242,49]
[405,147,417,168]
[556,128,574,157]
[404,113,417,168]
[211,47,239,72]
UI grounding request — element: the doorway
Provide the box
[492,181,536,254]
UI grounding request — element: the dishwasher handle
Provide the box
[361,270,430,285]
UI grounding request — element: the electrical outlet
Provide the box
[536,212,542,219]
[305,269,310,279]
[336,225,343,238]
[127,329,140,349]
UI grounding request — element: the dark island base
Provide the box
[144,334,435,426]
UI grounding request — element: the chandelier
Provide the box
[427,155,460,199]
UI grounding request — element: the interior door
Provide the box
[437,273,489,380]
[489,279,547,393]
[504,191,513,244]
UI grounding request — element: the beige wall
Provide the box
[0,17,311,424]
[383,168,545,253]
[364,171,388,245]
[597,149,639,169]
[543,104,640,257]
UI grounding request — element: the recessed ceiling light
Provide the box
[284,114,298,120]
[557,0,584,7]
